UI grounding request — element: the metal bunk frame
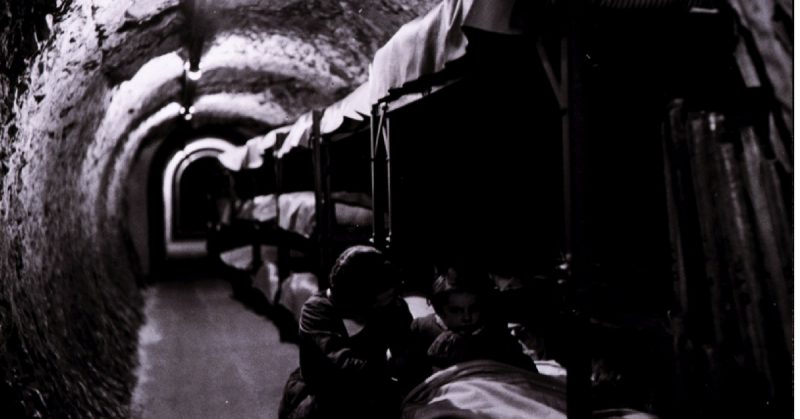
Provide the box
[271,131,290,299]
[369,102,391,252]
[266,119,331,292]
[542,2,591,416]
[310,109,336,285]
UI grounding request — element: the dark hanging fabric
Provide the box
[739,127,792,354]
[686,113,726,348]
[661,102,791,417]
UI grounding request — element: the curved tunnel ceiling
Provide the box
[51,0,440,262]
[90,0,440,237]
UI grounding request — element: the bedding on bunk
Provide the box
[251,264,426,323]
[278,272,319,321]
[217,248,319,321]
[219,245,278,271]
[534,359,567,382]
[401,360,567,419]
[401,360,656,419]
[236,191,372,238]
[405,295,436,320]
[248,262,437,323]
[247,261,320,321]
[250,260,281,303]
[592,409,658,419]
[240,263,437,323]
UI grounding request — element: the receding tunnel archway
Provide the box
[162,137,236,258]
[174,157,226,238]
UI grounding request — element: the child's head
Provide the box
[430,270,491,335]
[329,245,397,317]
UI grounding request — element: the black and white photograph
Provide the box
[0,0,793,418]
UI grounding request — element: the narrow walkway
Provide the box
[132,278,298,419]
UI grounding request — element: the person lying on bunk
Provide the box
[283,245,413,419]
[408,269,538,378]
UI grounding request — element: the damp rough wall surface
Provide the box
[0,1,145,417]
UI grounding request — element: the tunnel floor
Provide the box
[131,274,298,419]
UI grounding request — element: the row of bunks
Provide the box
[208,0,792,417]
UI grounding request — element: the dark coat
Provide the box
[294,291,412,418]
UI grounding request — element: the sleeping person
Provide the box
[409,268,538,376]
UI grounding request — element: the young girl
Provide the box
[409,268,538,375]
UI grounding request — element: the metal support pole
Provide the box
[320,112,334,270]
[370,103,388,251]
[274,133,289,283]
[383,105,393,250]
[311,110,329,275]
[564,0,591,418]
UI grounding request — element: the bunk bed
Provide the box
[212,0,544,343]
[210,88,376,321]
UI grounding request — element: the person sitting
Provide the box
[280,245,412,419]
[409,268,538,377]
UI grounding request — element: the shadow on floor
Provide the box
[148,257,301,344]
[231,275,298,344]
[229,273,300,345]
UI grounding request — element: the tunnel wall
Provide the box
[0,2,148,417]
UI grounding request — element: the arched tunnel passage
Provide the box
[0,1,793,418]
[173,153,228,241]
[161,137,237,259]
